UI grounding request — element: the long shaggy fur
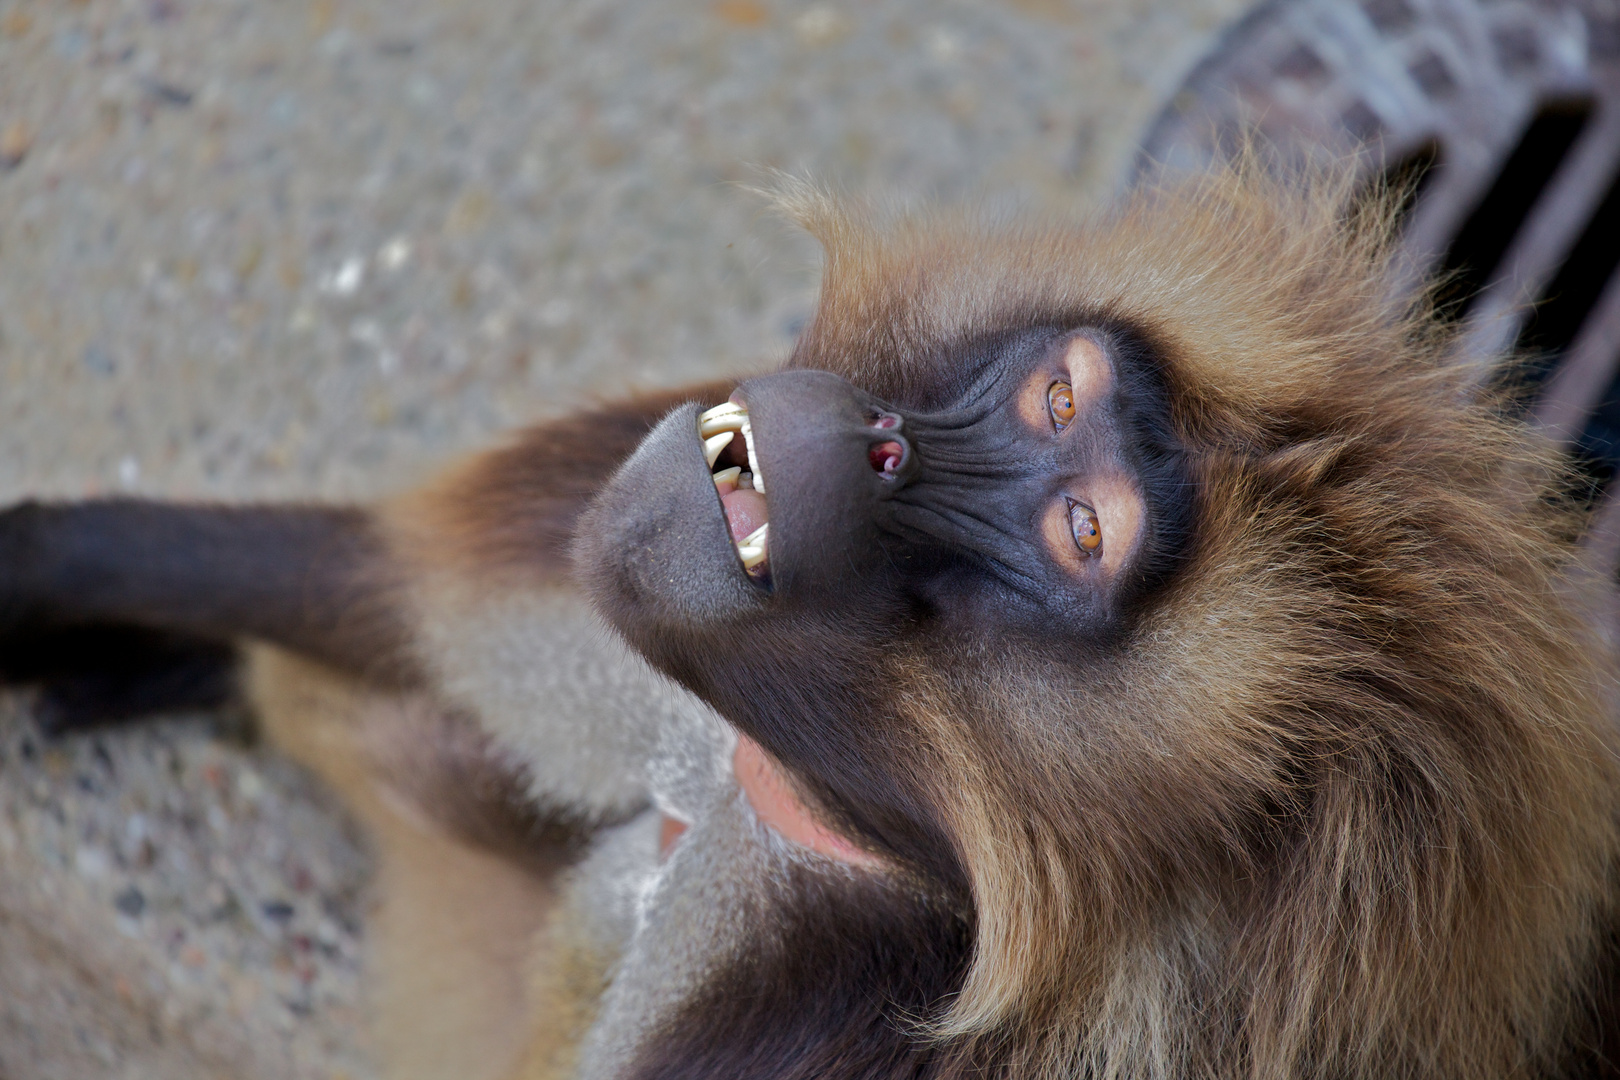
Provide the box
[771,164,1620,1079]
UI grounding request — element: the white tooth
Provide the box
[712,466,742,488]
[741,421,766,495]
[699,400,747,423]
[737,472,753,490]
[703,431,734,468]
[737,524,768,569]
[699,412,748,438]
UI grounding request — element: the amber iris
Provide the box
[1048,381,1075,431]
[1068,499,1102,555]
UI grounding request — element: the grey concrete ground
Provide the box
[0,0,1247,1075]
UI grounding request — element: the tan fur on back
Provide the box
[773,164,1620,1079]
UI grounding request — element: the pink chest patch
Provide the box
[731,734,882,867]
[656,736,883,868]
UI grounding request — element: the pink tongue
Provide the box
[721,487,768,542]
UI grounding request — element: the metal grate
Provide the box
[1138,0,1620,569]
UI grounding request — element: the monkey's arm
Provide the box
[0,381,734,717]
[0,499,417,688]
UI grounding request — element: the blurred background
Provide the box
[7,0,1620,1075]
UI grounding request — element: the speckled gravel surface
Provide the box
[0,0,1248,1075]
[0,701,370,1078]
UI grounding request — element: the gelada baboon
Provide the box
[3,164,1620,1080]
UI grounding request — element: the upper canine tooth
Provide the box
[699,401,746,422]
[703,431,735,468]
[741,421,765,495]
[699,412,748,438]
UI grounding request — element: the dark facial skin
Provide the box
[871,328,1146,635]
[577,325,1187,880]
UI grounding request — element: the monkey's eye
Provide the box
[1067,498,1102,556]
[1048,381,1076,431]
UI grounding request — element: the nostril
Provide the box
[869,410,901,430]
[869,441,904,475]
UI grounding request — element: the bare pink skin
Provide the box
[656,736,883,869]
[658,815,689,858]
[732,735,883,867]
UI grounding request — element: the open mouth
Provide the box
[699,400,771,584]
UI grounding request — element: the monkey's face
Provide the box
[732,329,1146,625]
[579,315,1192,875]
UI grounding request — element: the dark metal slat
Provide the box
[1458,77,1620,375]
[1534,268,1620,448]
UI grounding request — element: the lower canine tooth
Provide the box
[703,431,734,468]
[713,466,742,488]
[737,523,768,569]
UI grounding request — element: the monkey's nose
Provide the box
[869,441,904,474]
[864,409,917,483]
